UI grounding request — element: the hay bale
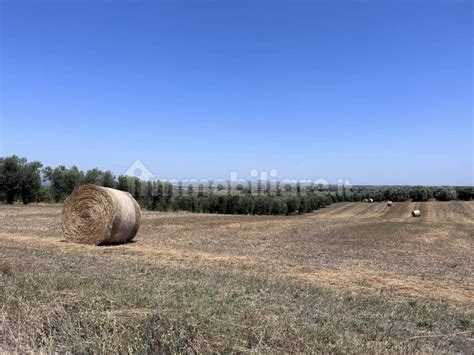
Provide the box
[368,198,374,203]
[61,184,141,245]
[387,201,393,206]
[411,209,421,217]
[362,198,368,203]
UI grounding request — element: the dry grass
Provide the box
[0,201,473,352]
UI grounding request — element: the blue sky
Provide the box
[1,0,472,185]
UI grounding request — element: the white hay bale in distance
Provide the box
[387,201,393,206]
[411,209,421,217]
[368,198,374,203]
[362,198,368,203]
[61,184,141,245]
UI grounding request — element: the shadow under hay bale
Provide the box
[61,184,141,245]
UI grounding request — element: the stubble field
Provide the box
[0,201,473,352]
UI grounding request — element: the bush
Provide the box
[37,188,53,203]
[435,188,457,201]
[224,194,240,214]
[254,195,272,215]
[285,196,301,214]
[238,195,255,214]
[456,187,473,201]
[270,197,288,215]
[410,186,430,202]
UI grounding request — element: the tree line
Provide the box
[1,156,472,215]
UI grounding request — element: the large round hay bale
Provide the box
[368,198,374,203]
[61,184,141,245]
[387,201,393,206]
[411,209,421,217]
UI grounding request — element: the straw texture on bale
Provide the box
[61,184,141,245]
[412,209,421,217]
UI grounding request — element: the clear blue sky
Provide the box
[1,0,472,186]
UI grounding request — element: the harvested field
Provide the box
[0,201,473,352]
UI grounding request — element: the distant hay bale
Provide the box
[412,209,421,217]
[368,198,374,203]
[61,184,141,245]
[387,201,393,206]
[362,198,368,203]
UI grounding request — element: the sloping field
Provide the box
[312,200,474,223]
[0,202,473,352]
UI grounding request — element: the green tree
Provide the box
[410,186,430,202]
[300,196,312,214]
[44,165,83,202]
[435,187,457,201]
[254,195,272,215]
[19,160,43,204]
[224,194,240,214]
[102,170,116,188]
[37,187,53,203]
[456,187,473,201]
[133,177,141,203]
[0,156,43,204]
[64,166,84,196]
[117,175,131,191]
[163,182,174,211]
[0,156,23,204]
[156,182,164,210]
[144,181,153,210]
[84,169,115,187]
[207,193,219,213]
[215,195,227,214]
[270,197,288,215]
[238,195,255,214]
[286,196,301,214]
[193,196,211,213]
[83,168,103,185]
[172,195,193,211]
